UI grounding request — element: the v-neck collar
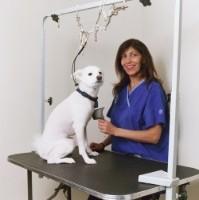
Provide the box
[126,80,145,107]
[128,79,145,95]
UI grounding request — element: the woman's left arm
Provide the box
[98,120,162,144]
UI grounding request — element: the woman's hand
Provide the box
[90,142,105,153]
[98,119,117,135]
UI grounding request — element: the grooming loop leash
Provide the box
[71,0,128,86]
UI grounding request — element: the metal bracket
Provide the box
[139,0,152,6]
[138,170,179,187]
[51,14,59,23]
[46,97,53,106]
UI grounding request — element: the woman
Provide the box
[89,39,169,200]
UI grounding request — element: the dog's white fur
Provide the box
[33,66,103,164]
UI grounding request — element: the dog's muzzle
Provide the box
[96,75,103,82]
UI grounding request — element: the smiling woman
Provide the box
[89,38,169,200]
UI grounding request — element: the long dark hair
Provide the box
[113,39,161,95]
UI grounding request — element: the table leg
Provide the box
[63,184,71,200]
[66,186,71,200]
[27,170,33,200]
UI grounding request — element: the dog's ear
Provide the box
[71,69,82,82]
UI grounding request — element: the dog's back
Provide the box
[43,91,94,137]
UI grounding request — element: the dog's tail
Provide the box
[32,134,48,160]
[32,134,42,153]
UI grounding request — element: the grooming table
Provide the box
[8,150,199,200]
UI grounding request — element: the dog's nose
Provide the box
[97,75,102,81]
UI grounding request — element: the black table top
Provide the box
[8,150,199,199]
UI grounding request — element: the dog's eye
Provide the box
[88,73,92,76]
[99,72,102,75]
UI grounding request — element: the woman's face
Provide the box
[121,47,142,78]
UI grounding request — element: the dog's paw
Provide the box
[86,147,99,156]
[85,158,96,164]
[47,158,76,164]
[62,158,76,164]
[89,151,99,156]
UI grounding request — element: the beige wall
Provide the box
[1,0,199,199]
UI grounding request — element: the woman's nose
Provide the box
[125,56,131,63]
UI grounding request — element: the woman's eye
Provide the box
[122,54,126,59]
[130,53,136,57]
[88,73,92,76]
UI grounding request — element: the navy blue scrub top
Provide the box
[107,80,169,162]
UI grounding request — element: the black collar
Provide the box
[76,88,98,108]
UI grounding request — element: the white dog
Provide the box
[33,65,103,164]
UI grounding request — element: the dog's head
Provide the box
[73,66,103,88]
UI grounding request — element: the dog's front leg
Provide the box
[84,127,99,157]
[73,123,96,164]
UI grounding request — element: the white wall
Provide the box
[1,0,199,199]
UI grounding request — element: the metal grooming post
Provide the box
[139,0,182,199]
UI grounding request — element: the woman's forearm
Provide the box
[98,120,162,144]
[113,125,162,144]
[102,135,112,147]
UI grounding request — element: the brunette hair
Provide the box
[113,39,161,95]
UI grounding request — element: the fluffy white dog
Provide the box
[33,65,103,164]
